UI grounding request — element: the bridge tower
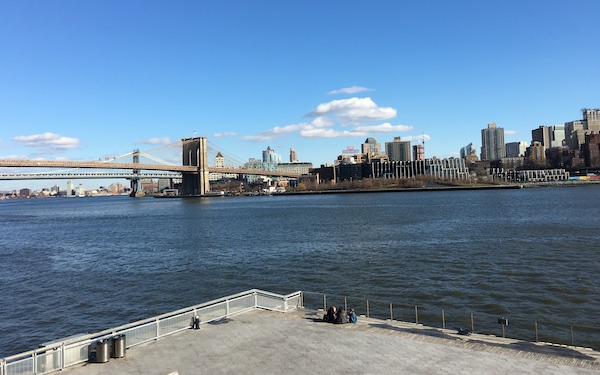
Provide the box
[181,137,210,196]
[129,149,144,197]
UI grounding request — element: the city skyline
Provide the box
[1,1,599,190]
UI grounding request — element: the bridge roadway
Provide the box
[0,173,182,180]
[65,308,600,375]
[0,160,301,179]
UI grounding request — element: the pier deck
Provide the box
[62,308,600,375]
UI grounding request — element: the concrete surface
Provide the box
[64,308,600,375]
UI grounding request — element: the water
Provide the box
[1,186,600,357]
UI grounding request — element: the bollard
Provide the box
[191,316,201,330]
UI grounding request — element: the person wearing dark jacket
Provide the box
[334,308,348,324]
[326,305,337,323]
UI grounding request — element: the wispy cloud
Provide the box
[353,123,413,133]
[0,154,28,160]
[328,86,372,95]
[213,132,238,138]
[136,137,172,145]
[505,130,516,135]
[12,132,79,151]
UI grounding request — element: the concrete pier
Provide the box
[63,308,600,375]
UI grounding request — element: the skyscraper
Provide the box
[480,123,505,161]
[385,137,411,161]
[412,144,425,161]
[262,146,282,163]
[289,148,298,163]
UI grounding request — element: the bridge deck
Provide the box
[64,308,600,375]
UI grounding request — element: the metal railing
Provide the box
[301,291,600,350]
[0,289,302,375]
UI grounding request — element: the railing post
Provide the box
[344,297,347,312]
[284,297,288,312]
[226,299,230,316]
[442,308,446,330]
[535,321,538,342]
[61,343,66,370]
[254,291,258,308]
[390,302,393,321]
[323,294,326,312]
[470,313,474,333]
[33,352,37,374]
[415,306,419,325]
[156,318,160,339]
[571,325,574,346]
[366,299,370,318]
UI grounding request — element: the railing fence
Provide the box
[301,291,600,350]
[1,289,301,375]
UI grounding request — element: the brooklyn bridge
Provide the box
[0,137,301,196]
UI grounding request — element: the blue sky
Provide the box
[1,0,599,190]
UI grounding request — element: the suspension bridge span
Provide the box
[0,137,301,196]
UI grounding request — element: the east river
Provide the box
[1,185,600,357]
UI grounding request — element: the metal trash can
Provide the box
[111,334,126,358]
[95,339,110,363]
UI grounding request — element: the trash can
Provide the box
[95,339,110,363]
[111,334,126,358]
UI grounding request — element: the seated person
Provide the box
[334,308,349,324]
[347,308,357,324]
[326,305,337,323]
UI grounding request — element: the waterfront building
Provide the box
[385,137,411,162]
[481,123,505,161]
[277,162,313,175]
[564,109,600,150]
[369,158,469,181]
[361,137,382,158]
[289,148,298,163]
[505,141,528,157]
[532,125,565,149]
[66,180,75,197]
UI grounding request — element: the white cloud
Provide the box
[307,97,396,125]
[242,96,402,142]
[328,86,372,95]
[353,123,413,133]
[300,128,368,138]
[400,134,431,142]
[12,132,79,150]
[505,130,516,135]
[0,154,28,160]
[243,122,317,142]
[136,137,172,145]
[213,132,238,138]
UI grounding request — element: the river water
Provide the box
[1,186,599,357]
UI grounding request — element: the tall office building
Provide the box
[460,143,475,159]
[505,141,528,157]
[385,137,411,161]
[565,109,600,150]
[289,148,298,163]
[262,146,282,164]
[412,144,425,161]
[480,123,505,161]
[532,125,565,149]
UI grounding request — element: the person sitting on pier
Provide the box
[334,308,349,324]
[326,305,337,323]
[347,308,357,324]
